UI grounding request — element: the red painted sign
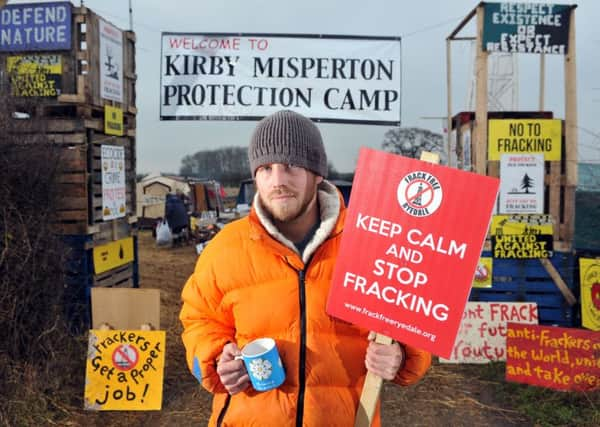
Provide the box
[326,148,500,358]
[506,323,600,391]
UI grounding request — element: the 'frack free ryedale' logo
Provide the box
[397,171,443,217]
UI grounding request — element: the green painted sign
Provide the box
[482,2,572,54]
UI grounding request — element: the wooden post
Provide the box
[354,333,393,427]
[564,7,578,251]
[446,38,453,167]
[474,5,489,176]
[354,151,439,427]
[539,53,545,110]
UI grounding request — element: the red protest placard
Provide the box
[326,148,499,358]
[506,323,600,391]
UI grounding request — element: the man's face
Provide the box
[255,163,323,223]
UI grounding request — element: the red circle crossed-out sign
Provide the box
[112,344,139,371]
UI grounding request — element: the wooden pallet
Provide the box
[469,252,578,327]
[51,135,137,240]
[63,234,138,332]
[0,6,136,113]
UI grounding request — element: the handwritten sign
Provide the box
[101,145,126,220]
[488,119,562,161]
[7,54,62,96]
[483,3,572,54]
[499,154,544,214]
[506,323,600,391]
[440,302,538,363]
[84,330,166,410]
[0,2,72,51]
[580,258,600,331]
[160,33,401,124]
[490,214,553,259]
[326,148,500,358]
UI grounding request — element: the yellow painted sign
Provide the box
[490,215,553,259]
[84,330,165,410]
[7,54,62,97]
[490,214,553,236]
[104,105,124,136]
[472,257,493,288]
[93,237,134,274]
[580,258,600,331]
[488,119,562,161]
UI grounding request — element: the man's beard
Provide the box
[260,186,316,223]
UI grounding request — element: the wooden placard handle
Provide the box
[354,151,440,427]
[354,333,393,427]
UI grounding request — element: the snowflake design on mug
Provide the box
[249,358,272,380]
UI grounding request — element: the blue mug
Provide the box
[237,338,285,391]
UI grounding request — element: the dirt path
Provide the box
[74,230,529,426]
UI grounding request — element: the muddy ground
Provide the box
[73,230,530,427]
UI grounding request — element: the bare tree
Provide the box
[382,127,447,163]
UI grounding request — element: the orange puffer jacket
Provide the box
[180,181,431,427]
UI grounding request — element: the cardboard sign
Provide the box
[482,3,572,55]
[0,2,72,51]
[580,258,600,331]
[104,105,124,136]
[488,119,562,161]
[440,302,538,363]
[499,154,544,214]
[472,257,493,288]
[326,148,500,358]
[93,236,134,274]
[506,323,600,391]
[84,329,165,410]
[91,288,160,330]
[101,145,126,220]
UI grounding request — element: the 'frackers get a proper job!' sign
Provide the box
[327,148,500,358]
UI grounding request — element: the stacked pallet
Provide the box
[452,110,579,327]
[0,3,138,330]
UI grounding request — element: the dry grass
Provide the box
[2,230,598,426]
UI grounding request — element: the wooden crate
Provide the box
[452,111,575,252]
[469,252,578,327]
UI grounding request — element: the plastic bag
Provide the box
[156,220,172,246]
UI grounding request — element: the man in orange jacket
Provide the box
[180,110,431,426]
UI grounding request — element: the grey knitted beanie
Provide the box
[248,110,328,178]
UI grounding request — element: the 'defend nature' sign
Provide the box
[0,2,72,52]
[483,2,572,54]
[160,33,401,125]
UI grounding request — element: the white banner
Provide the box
[160,33,401,124]
[100,19,123,103]
[499,153,544,214]
[101,145,126,221]
[440,302,539,364]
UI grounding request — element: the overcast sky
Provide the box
[9,0,600,173]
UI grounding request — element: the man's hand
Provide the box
[216,343,250,394]
[365,338,405,381]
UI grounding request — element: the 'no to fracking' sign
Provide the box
[326,148,500,358]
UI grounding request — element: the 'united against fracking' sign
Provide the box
[159,33,401,124]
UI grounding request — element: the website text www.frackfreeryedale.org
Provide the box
[343,302,437,342]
